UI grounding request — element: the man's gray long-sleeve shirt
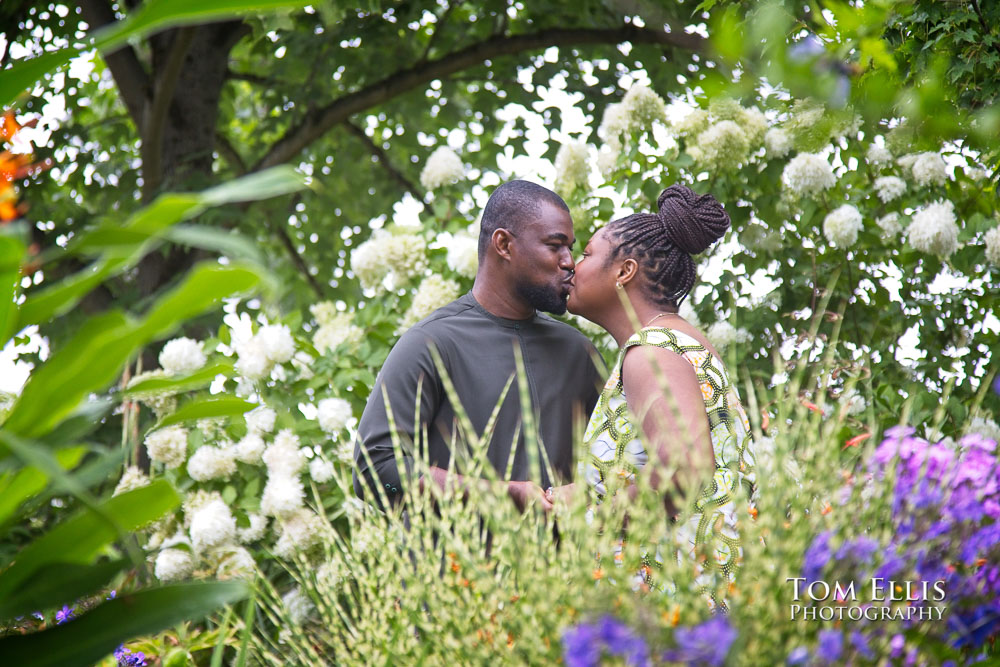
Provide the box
[353,292,602,504]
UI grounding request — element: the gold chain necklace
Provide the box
[643,312,678,328]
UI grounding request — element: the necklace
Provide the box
[643,312,677,328]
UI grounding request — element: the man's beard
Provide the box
[514,278,568,315]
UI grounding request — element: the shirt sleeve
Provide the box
[352,328,442,506]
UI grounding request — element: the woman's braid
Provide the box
[607,184,730,308]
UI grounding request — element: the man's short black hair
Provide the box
[478,180,570,260]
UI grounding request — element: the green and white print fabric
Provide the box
[583,326,757,584]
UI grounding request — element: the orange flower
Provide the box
[451,562,460,573]
[975,558,987,568]
[592,568,604,580]
[670,606,680,626]
[507,632,515,648]
[748,506,758,519]
[821,502,832,515]
[843,432,871,450]
[800,399,823,414]
[1,112,20,141]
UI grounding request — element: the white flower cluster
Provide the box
[113,466,150,497]
[159,337,206,376]
[350,229,428,291]
[273,508,327,558]
[145,426,189,469]
[688,120,750,171]
[189,498,237,553]
[282,586,315,625]
[622,84,668,130]
[823,204,864,247]
[317,397,352,434]
[707,321,751,349]
[968,416,1000,444]
[187,444,237,482]
[419,146,465,191]
[309,457,335,483]
[398,274,461,331]
[238,513,268,543]
[840,389,866,416]
[866,143,892,166]
[900,152,948,187]
[154,546,195,582]
[984,226,1000,265]
[679,99,768,170]
[312,310,363,355]
[235,324,295,381]
[444,230,479,279]
[212,545,256,580]
[874,176,906,203]
[245,405,276,434]
[553,140,590,194]
[876,213,903,236]
[764,128,793,158]
[908,200,959,257]
[234,432,266,464]
[259,428,309,519]
[782,153,836,198]
[598,103,631,148]
[127,370,177,418]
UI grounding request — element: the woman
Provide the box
[557,184,756,592]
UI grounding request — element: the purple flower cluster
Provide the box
[663,616,738,667]
[562,616,650,667]
[114,646,147,667]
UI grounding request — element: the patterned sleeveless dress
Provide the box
[582,326,757,592]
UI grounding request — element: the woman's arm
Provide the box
[621,345,715,502]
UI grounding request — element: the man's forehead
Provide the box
[522,201,572,232]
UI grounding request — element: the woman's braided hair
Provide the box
[605,184,730,308]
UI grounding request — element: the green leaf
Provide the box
[0,446,87,528]
[124,362,235,397]
[154,396,256,429]
[197,165,305,206]
[0,480,180,600]
[0,581,249,667]
[0,47,81,109]
[0,233,26,346]
[0,559,128,622]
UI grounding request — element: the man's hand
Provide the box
[507,480,553,513]
[547,482,577,505]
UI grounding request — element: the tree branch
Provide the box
[77,0,150,122]
[270,195,325,298]
[969,0,1000,61]
[227,69,284,87]
[252,24,705,172]
[143,26,196,200]
[343,122,426,203]
[215,132,248,174]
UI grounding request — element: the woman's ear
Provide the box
[492,229,514,261]
[617,257,639,286]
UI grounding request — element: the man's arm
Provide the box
[353,330,441,506]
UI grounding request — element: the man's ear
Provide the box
[617,258,639,286]
[493,228,514,261]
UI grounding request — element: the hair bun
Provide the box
[655,184,730,255]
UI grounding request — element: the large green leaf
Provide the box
[0,47,80,109]
[0,480,179,599]
[0,559,128,623]
[124,361,235,397]
[0,446,87,528]
[0,581,249,667]
[154,396,257,429]
[0,233,26,346]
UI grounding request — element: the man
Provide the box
[353,180,602,510]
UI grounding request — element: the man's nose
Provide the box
[559,248,575,271]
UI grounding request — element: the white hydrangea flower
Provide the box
[309,457,336,484]
[692,120,750,169]
[187,444,237,482]
[598,103,630,149]
[622,84,667,130]
[764,128,793,158]
[256,324,295,365]
[316,559,343,590]
[158,337,206,376]
[910,152,948,187]
[343,496,367,521]
[445,233,479,279]
[317,397,352,434]
[237,513,268,543]
[245,405,277,434]
[841,389,866,416]
[596,145,620,179]
[823,204,864,247]
[314,312,364,354]
[263,430,306,476]
[234,432,266,464]
[968,416,1000,444]
[382,233,429,289]
[672,107,709,137]
[553,140,590,194]
[334,440,354,463]
[420,146,465,191]
[309,301,338,326]
[876,212,903,236]
[282,587,315,625]
[145,425,189,469]
[213,545,256,579]
[349,233,385,289]
[706,321,750,349]
[398,275,461,331]
[234,335,272,381]
[274,508,327,559]
[113,466,150,497]
[866,143,892,166]
[782,153,836,198]
[908,200,959,257]
[182,489,224,526]
[154,547,195,582]
[874,176,906,203]
[189,498,237,553]
[984,226,1000,265]
[260,474,305,517]
[126,370,177,417]
[739,107,768,145]
[678,301,701,329]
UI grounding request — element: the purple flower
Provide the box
[55,605,74,624]
[817,630,842,663]
[107,589,117,600]
[992,375,1000,396]
[664,616,737,667]
[114,646,148,667]
[786,646,809,665]
[890,634,905,658]
[562,616,649,667]
[850,631,874,660]
[802,531,833,583]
